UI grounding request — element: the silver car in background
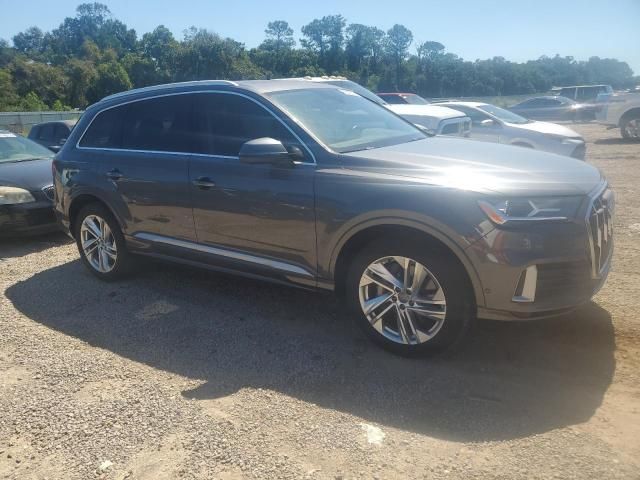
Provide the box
[437,101,586,159]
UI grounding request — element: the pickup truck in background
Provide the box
[596,90,640,140]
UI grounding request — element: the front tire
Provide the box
[74,203,131,280]
[345,238,474,356]
[621,114,640,140]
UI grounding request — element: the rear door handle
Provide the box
[106,169,124,181]
[192,177,216,189]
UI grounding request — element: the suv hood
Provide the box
[509,120,582,138]
[343,137,602,196]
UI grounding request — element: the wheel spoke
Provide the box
[84,218,102,239]
[410,262,427,294]
[397,306,419,344]
[83,237,98,254]
[368,300,395,327]
[363,292,394,315]
[364,263,403,292]
[103,246,117,260]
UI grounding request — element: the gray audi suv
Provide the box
[53,80,614,355]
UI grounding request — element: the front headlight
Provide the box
[478,196,583,224]
[0,186,36,205]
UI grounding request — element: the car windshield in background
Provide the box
[404,95,429,105]
[0,133,54,163]
[478,104,530,124]
[268,88,425,153]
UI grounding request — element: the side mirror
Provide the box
[239,138,300,166]
[479,119,495,127]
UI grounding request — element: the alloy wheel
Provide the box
[80,215,117,273]
[624,119,640,139]
[358,256,447,345]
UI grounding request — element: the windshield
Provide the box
[404,94,430,105]
[0,133,54,163]
[324,80,387,105]
[478,104,530,124]
[268,88,426,153]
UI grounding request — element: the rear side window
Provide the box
[121,95,192,152]
[37,124,54,142]
[79,106,126,148]
[192,93,299,157]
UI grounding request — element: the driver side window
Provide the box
[192,92,303,159]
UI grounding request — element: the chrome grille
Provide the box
[42,185,55,202]
[587,186,614,278]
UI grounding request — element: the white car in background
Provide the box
[437,101,586,159]
[387,104,471,137]
[596,90,640,140]
[281,77,471,138]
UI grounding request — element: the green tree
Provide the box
[301,15,346,74]
[86,60,132,103]
[384,24,413,89]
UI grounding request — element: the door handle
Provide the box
[192,177,216,189]
[106,169,124,181]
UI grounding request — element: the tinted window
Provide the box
[122,95,192,152]
[80,106,126,148]
[448,105,489,124]
[37,124,54,142]
[380,95,406,104]
[192,93,299,157]
[54,124,69,143]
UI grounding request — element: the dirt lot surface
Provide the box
[1,124,639,480]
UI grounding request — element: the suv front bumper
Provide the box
[468,186,614,321]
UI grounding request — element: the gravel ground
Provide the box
[1,123,639,480]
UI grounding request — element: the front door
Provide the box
[188,92,317,284]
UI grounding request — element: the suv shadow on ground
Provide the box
[5,258,615,442]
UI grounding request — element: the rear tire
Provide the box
[621,114,640,140]
[74,203,131,281]
[344,238,474,356]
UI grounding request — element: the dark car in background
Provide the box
[377,93,430,105]
[0,130,58,236]
[28,120,77,153]
[509,96,596,122]
[54,80,613,355]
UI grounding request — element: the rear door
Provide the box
[78,94,196,242]
[188,91,317,283]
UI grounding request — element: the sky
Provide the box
[1,0,639,74]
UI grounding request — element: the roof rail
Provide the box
[101,80,239,102]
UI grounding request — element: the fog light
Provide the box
[512,265,537,303]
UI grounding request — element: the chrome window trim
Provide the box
[134,232,314,278]
[75,89,317,164]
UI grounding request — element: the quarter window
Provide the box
[192,93,300,157]
[79,105,126,148]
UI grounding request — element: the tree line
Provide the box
[0,2,637,111]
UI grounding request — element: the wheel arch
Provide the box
[68,192,123,238]
[330,221,485,308]
[619,107,640,126]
